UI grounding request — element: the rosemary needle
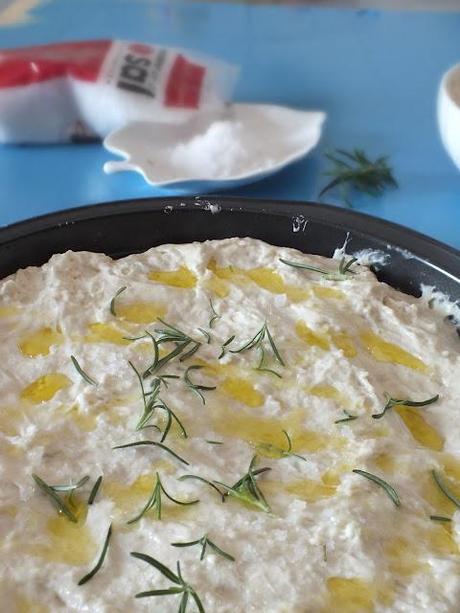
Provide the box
[334,410,358,424]
[78,524,112,585]
[430,515,452,523]
[431,470,460,509]
[372,393,439,419]
[208,298,221,328]
[113,440,189,466]
[88,476,103,505]
[172,534,235,562]
[352,469,401,508]
[184,365,216,405]
[71,355,97,386]
[109,286,127,316]
[32,473,78,523]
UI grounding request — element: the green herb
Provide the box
[218,335,235,360]
[47,475,90,493]
[172,534,235,562]
[372,393,439,420]
[178,475,227,502]
[322,544,327,562]
[88,476,103,505]
[319,148,397,208]
[230,322,285,377]
[255,430,307,463]
[184,365,216,405]
[110,286,127,316]
[78,524,112,585]
[352,469,400,507]
[70,355,97,386]
[127,473,198,524]
[334,410,358,424]
[279,256,357,281]
[431,470,460,509]
[131,552,205,611]
[208,298,221,329]
[430,515,452,523]
[113,440,189,466]
[129,361,186,440]
[206,440,223,446]
[197,328,211,344]
[143,320,201,377]
[32,473,78,523]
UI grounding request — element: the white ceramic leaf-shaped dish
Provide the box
[103,103,326,192]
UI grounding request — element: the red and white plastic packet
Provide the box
[0,40,238,143]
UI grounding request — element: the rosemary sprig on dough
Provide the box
[78,524,112,585]
[143,321,201,377]
[32,473,82,522]
[127,473,199,523]
[209,298,221,329]
[171,534,235,562]
[431,470,460,509]
[109,286,127,316]
[352,469,401,507]
[113,440,189,466]
[279,256,357,281]
[255,430,307,463]
[230,322,285,376]
[184,365,216,405]
[372,393,439,420]
[131,552,205,611]
[70,355,97,386]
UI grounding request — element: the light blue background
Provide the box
[0,0,459,248]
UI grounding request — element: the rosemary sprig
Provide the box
[255,430,307,463]
[178,475,227,502]
[127,473,198,523]
[197,328,211,344]
[172,534,235,562]
[113,440,189,466]
[184,365,216,405]
[209,298,221,328]
[319,148,397,208]
[372,393,439,420]
[215,456,272,513]
[78,524,112,585]
[88,476,103,505]
[129,361,186,440]
[131,552,205,611]
[142,320,201,378]
[430,515,452,523]
[279,256,357,281]
[218,335,235,360]
[431,470,460,509]
[110,286,127,316]
[32,473,78,523]
[352,469,400,507]
[70,355,97,386]
[334,410,358,424]
[230,322,285,376]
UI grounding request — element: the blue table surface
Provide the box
[0,0,459,249]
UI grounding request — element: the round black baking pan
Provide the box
[0,197,459,304]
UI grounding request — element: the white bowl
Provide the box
[438,62,460,170]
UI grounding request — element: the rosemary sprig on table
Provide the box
[230,322,285,377]
[184,365,216,405]
[319,148,397,208]
[279,256,358,281]
[255,430,307,463]
[180,456,272,513]
[372,393,439,420]
[127,473,198,524]
[113,440,189,466]
[171,534,235,562]
[431,470,460,509]
[32,473,85,522]
[208,298,221,328]
[70,355,97,386]
[88,476,103,505]
[352,469,401,507]
[109,286,127,316]
[131,552,205,611]
[334,410,358,424]
[78,524,112,585]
